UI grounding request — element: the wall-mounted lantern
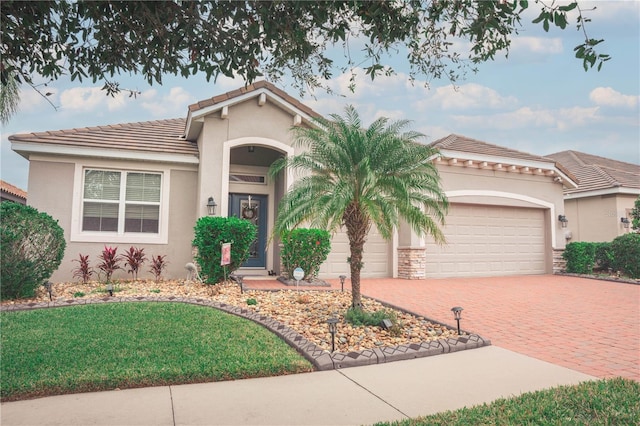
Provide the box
[558,215,568,228]
[621,217,630,229]
[207,196,217,216]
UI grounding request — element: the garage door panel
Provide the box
[426,203,547,278]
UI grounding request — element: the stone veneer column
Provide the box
[397,247,426,279]
[552,248,566,274]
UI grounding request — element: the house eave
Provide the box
[11,142,200,165]
[564,187,640,199]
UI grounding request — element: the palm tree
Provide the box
[270,105,448,309]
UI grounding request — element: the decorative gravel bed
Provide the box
[2,279,461,353]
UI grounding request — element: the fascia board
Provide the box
[11,142,199,165]
[565,187,640,199]
[437,149,555,170]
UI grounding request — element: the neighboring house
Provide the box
[10,82,576,282]
[0,180,27,204]
[547,150,640,242]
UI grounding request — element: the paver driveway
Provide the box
[356,275,639,381]
[248,275,639,381]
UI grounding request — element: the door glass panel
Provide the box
[241,198,260,259]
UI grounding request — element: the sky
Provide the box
[1,1,639,192]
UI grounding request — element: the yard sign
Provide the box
[221,242,231,266]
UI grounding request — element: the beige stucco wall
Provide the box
[564,193,637,242]
[27,157,198,283]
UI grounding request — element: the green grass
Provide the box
[1,302,313,401]
[375,378,640,425]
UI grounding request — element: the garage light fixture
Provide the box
[451,306,463,335]
[621,217,630,228]
[206,196,217,216]
[558,215,568,228]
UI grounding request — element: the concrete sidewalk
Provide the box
[1,346,595,426]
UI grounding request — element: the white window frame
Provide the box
[71,164,170,244]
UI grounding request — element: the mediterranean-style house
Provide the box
[546,150,640,242]
[10,81,578,282]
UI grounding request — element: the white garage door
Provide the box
[319,227,390,278]
[425,204,547,278]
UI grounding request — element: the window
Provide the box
[82,169,161,234]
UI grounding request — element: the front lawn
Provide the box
[1,302,313,401]
[375,377,640,425]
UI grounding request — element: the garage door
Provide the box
[425,204,547,278]
[319,226,391,278]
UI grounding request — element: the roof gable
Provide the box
[546,150,640,195]
[0,180,27,201]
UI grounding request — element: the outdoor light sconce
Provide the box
[248,146,255,153]
[558,215,568,228]
[43,281,53,301]
[621,217,630,228]
[106,284,114,297]
[339,275,346,292]
[206,196,217,216]
[451,306,463,335]
[327,317,339,353]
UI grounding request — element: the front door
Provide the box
[229,194,267,268]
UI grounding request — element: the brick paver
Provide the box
[247,275,640,381]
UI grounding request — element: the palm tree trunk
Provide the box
[344,203,369,309]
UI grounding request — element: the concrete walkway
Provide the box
[1,346,594,426]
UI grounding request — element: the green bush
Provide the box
[281,228,331,280]
[611,233,640,279]
[563,242,596,274]
[0,203,66,300]
[192,216,257,284]
[594,242,614,271]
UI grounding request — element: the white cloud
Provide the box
[59,87,126,112]
[589,87,639,108]
[140,87,195,117]
[423,84,518,111]
[451,106,601,131]
[511,37,563,55]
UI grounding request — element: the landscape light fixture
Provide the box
[43,281,53,301]
[106,284,114,297]
[206,196,217,216]
[558,215,568,228]
[339,275,346,292]
[451,306,463,335]
[327,317,339,353]
[236,275,245,294]
[621,217,630,229]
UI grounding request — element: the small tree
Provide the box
[0,202,66,300]
[192,216,257,284]
[281,228,331,281]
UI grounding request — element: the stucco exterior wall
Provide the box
[28,157,198,283]
[564,193,637,242]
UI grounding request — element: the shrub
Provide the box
[149,255,168,282]
[594,242,614,272]
[192,216,257,284]
[281,228,331,280]
[72,253,94,283]
[0,203,66,300]
[611,233,640,279]
[122,246,146,280]
[563,242,596,274]
[96,246,122,283]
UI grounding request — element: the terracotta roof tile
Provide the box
[0,180,27,200]
[547,150,640,194]
[9,118,197,157]
[430,134,555,163]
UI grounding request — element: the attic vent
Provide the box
[229,174,266,184]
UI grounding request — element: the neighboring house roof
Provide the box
[9,118,198,163]
[430,134,579,188]
[547,150,640,196]
[1,180,27,204]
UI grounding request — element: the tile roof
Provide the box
[9,118,196,156]
[430,134,556,163]
[546,150,640,194]
[188,80,322,119]
[0,180,27,200]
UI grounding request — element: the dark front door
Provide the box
[229,194,267,268]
